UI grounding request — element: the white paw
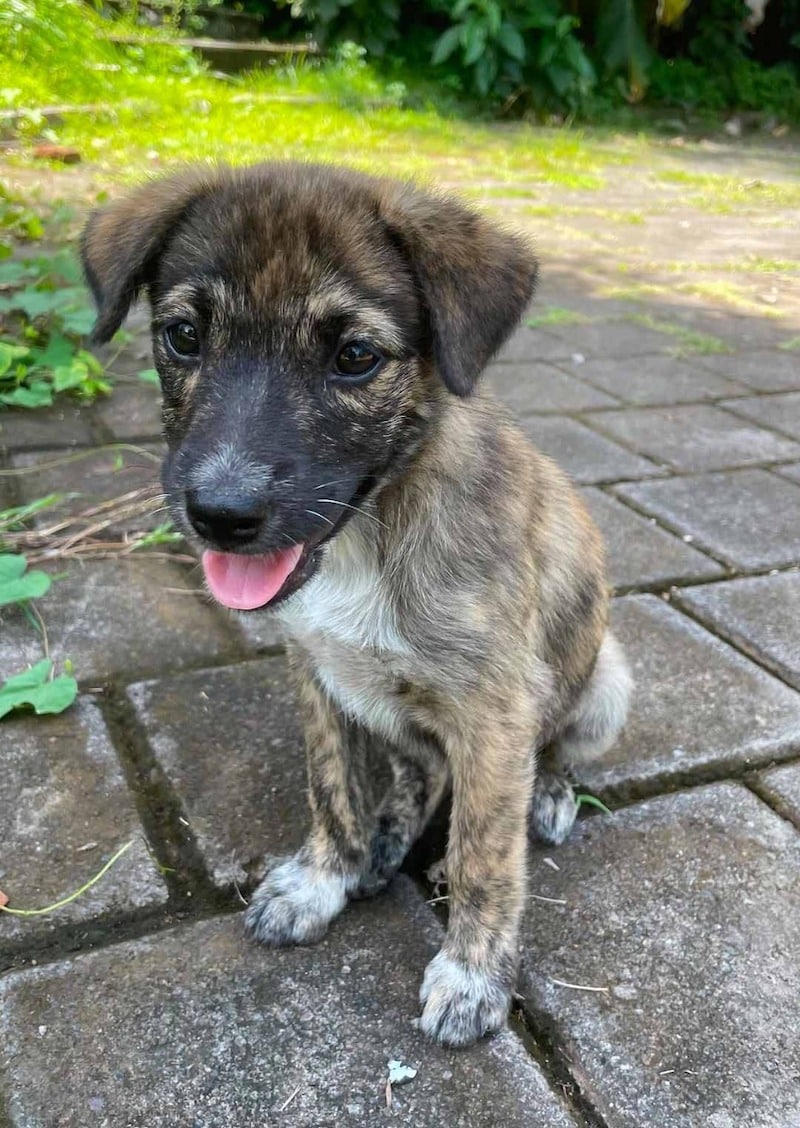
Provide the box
[529,771,578,845]
[418,951,510,1047]
[244,854,349,947]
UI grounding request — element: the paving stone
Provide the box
[580,488,723,591]
[0,404,95,452]
[0,880,577,1128]
[496,325,585,363]
[94,379,164,441]
[776,461,800,484]
[127,657,308,886]
[578,595,800,794]
[674,572,800,691]
[232,606,287,652]
[0,697,166,948]
[720,391,800,441]
[529,319,673,360]
[11,443,166,536]
[574,353,751,405]
[486,362,618,414]
[519,416,660,484]
[519,783,800,1128]
[615,469,800,570]
[588,404,800,472]
[0,557,239,684]
[756,761,800,825]
[697,350,800,393]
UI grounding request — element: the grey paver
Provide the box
[578,595,800,794]
[496,325,586,363]
[0,404,95,452]
[777,461,800,484]
[127,657,307,887]
[580,488,723,590]
[756,761,800,826]
[588,403,800,472]
[11,443,165,536]
[720,391,800,441]
[485,362,618,414]
[520,783,800,1128]
[0,880,576,1128]
[569,352,750,405]
[674,572,800,690]
[615,469,800,570]
[0,697,166,947]
[697,349,800,393]
[520,416,660,484]
[0,557,239,684]
[94,379,164,441]
[527,319,673,360]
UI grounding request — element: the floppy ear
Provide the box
[380,185,538,396]
[80,168,216,344]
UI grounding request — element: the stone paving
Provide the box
[2,139,800,1127]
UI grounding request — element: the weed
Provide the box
[526,306,588,328]
[627,314,729,355]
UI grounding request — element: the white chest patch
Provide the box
[278,523,409,656]
[277,523,414,741]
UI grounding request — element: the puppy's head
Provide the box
[82,162,537,611]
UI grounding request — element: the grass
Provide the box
[653,168,800,214]
[602,279,786,319]
[626,314,729,355]
[526,306,588,328]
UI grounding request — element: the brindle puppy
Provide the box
[82,162,632,1047]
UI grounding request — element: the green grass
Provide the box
[627,314,729,355]
[526,306,588,328]
[653,168,800,214]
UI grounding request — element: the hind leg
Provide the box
[530,631,632,845]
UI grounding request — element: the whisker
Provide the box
[305,509,335,527]
[313,478,355,491]
[316,498,389,531]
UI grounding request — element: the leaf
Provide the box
[0,568,51,606]
[0,341,30,376]
[52,360,88,392]
[496,22,526,63]
[0,554,27,583]
[596,0,652,90]
[137,368,160,385]
[0,383,53,408]
[431,24,463,66]
[0,661,78,720]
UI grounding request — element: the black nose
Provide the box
[185,488,265,546]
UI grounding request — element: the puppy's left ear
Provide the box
[81,167,216,344]
[380,185,538,396]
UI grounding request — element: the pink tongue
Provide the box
[202,545,304,610]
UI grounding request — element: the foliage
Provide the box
[0,246,110,409]
[0,0,202,110]
[0,554,77,719]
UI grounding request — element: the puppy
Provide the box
[82,162,632,1047]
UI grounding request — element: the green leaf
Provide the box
[30,333,75,371]
[52,360,88,392]
[0,566,51,606]
[137,368,160,385]
[463,21,489,67]
[431,24,463,66]
[0,661,78,720]
[0,555,27,583]
[496,22,526,63]
[0,341,30,376]
[575,792,613,815]
[596,0,652,91]
[0,383,53,408]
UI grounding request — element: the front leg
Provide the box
[418,708,535,1047]
[245,647,372,946]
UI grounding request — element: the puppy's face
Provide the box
[82,163,537,611]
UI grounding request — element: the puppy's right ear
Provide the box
[81,169,215,344]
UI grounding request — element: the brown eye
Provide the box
[333,340,382,382]
[164,321,199,361]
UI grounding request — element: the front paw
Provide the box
[418,951,510,1047]
[244,854,349,947]
[529,770,578,845]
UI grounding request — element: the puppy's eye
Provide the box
[164,321,200,361]
[333,340,382,382]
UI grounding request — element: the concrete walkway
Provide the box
[1,137,800,1127]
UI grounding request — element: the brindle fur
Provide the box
[82,162,632,1047]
